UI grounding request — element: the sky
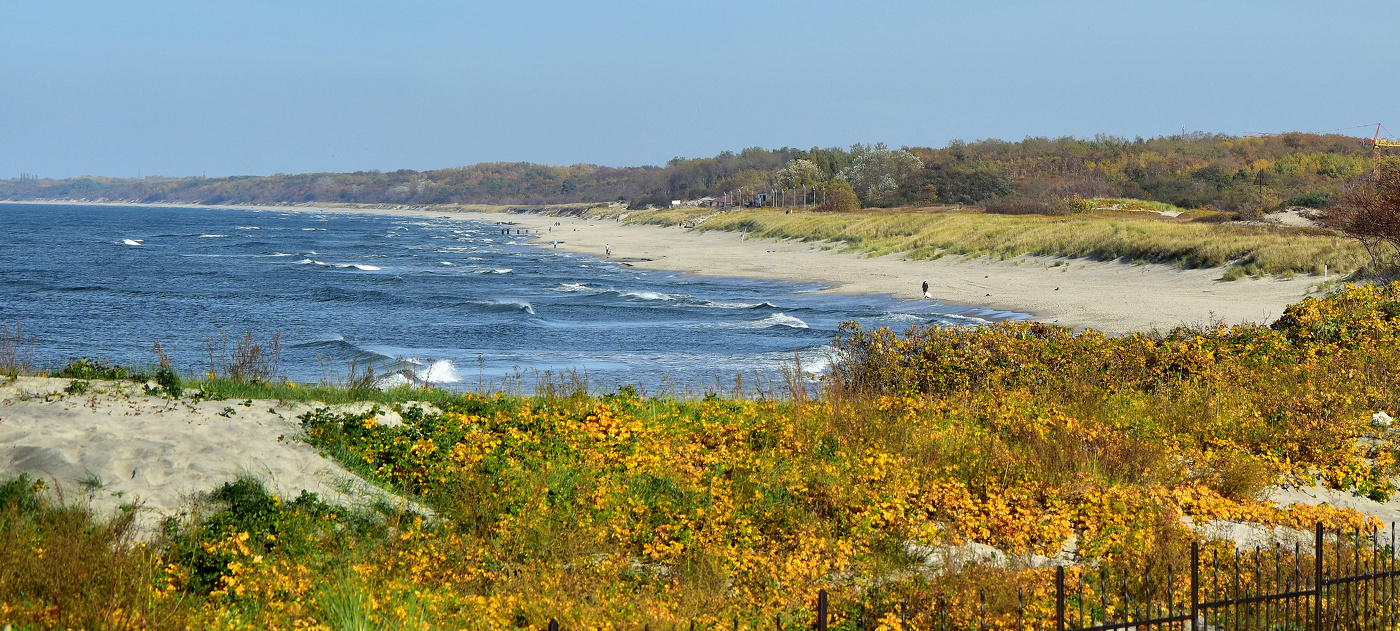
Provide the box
[3,1,1399,179]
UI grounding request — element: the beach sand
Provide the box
[0,376,427,533]
[491,211,1324,334]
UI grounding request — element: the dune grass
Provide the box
[624,206,1366,278]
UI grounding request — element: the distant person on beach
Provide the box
[922,280,931,299]
[606,244,611,257]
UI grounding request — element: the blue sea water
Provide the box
[0,203,1019,394]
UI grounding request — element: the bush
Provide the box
[924,168,1015,204]
[1288,191,1332,208]
[820,180,860,212]
[1058,194,1095,214]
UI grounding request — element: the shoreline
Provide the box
[3,199,1330,333]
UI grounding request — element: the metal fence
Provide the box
[1057,523,1400,631]
[547,523,1400,630]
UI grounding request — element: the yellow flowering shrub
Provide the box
[6,285,1400,629]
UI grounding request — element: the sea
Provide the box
[1,203,1021,395]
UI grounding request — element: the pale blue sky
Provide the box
[3,1,1398,178]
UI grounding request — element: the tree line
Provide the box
[0,132,1376,212]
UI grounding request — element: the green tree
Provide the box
[820,180,860,212]
[775,159,825,189]
[837,144,924,204]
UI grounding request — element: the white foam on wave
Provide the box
[801,354,832,374]
[413,359,462,384]
[491,268,512,274]
[122,239,143,246]
[376,373,411,389]
[265,252,295,257]
[237,226,260,230]
[759,313,809,328]
[199,234,228,238]
[439,261,453,266]
[556,282,592,292]
[621,290,679,302]
[703,312,811,330]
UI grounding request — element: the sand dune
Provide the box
[0,377,425,531]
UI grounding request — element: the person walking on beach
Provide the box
[922,280,931,299]
[605,244,611,258]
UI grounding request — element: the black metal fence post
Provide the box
[1056,566,1065,631]
[1315,523,1324,631]
[548,620,559,631]
[1191,541,1199,631]
[817,589,828,631]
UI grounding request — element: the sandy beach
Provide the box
[4,199,1327,333]
[485,211,1324,334]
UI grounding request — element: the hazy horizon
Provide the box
[5,1,1398,180]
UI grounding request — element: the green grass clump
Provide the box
[57,357,144,381]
